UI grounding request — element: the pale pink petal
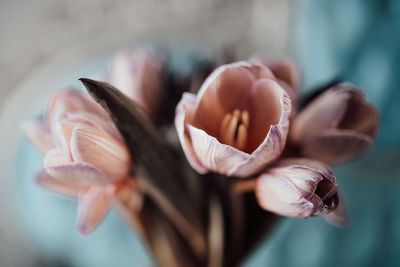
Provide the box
[256,173,314,217]
[50,121,77,152]
[237,61,276,80]
[261,59,300,90]
[44,148,72,167]
[247,79,288,152]
[70,125,131,181]
[48,89,108,123]
[302,129,373,165]
[66,111,122,142]
[250,57,299,101]
[290,87,351,143]
[187,125,251,176]
[21,120,55,154]
[187,120,286,178]
[37,171,84,197]
[174,93,208,174]
[77,186,114,235]
[45,162,108,187]
[47,89,109,149]
[277,80,298,104]
[271,158,336,183]
[194,62,257,136]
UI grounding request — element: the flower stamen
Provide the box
[219,109,249,150]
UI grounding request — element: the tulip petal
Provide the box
[48,89,108,123]
[70,125,131,181]
[272,158,337,184]
[302,129,373,165]
[175,93,208,174]
[247,79,289,152]
[45,162,108,187]
[337,85,379,138]
[194,62,258,136]
[51,121,76,153]
[37,171,84,197]
[44,148,72,167]
[261,59,300,91]
[187,125,250,176]
[21,120,55,154]
[187,120,287,178]
[77,186,114,235]
[290,87,351,143]
[256,173,315,217]
[238,61,276,80]
[66,111,122,142]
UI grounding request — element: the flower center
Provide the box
[219,109,249,150]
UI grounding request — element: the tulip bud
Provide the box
[290,83,379,164]
[255,158,339,218]
[108,49,164,119]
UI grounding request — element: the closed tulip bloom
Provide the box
[255,158,339,218]
[175,61,292,177]
[23,89,140,234]
[290,83,379,164]
[108,49,164,119]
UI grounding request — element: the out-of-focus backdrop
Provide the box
[0,0,290,106]
[1,0,400,266]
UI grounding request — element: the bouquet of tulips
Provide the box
[23,48,379,267]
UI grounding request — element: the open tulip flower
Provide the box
[290,83,379,165]
[175,61,292,177]
[23,89,140,235]
[255,158,339,218]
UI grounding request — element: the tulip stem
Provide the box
[231,179,257,195]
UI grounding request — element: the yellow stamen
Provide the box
[219,109,250,150]
[241,110,249,129]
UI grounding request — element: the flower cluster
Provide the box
[175,59,378,218]
[23,48,378,235]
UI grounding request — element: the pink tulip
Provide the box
[290,83,379,164]
[175,61,292,177]
[108,49,164,119]
[255,158,339,218]
[23,89,139,234]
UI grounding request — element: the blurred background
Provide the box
[1,0,400,266]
